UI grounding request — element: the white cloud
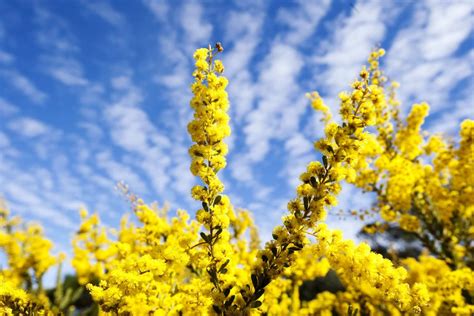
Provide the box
[0,132,10,148]
[83,2,125,26]
[1,70,47,103]
[79,83,105,106]
[78,121,104,140]
[276,0,331,45]
[42,56,89,86]
[280,133,314,187]
[106,105,152,153]
[0,161,78,230]
[224,10,265,121]
[242,43,304,162]
[420,1,472,60]
[0,97,18,116]
[386,1,473,115]
[427,80,474,135]
[34,7,79,53]
[7,117,52,138]
[311,0,389,99]
[0,50,14,64]
[179,1,213,48]
[326,183,376,240]
[111,75,131,90]
[103,80,182,197]
[285,133,313,157]
[96,151,147,194]
[142,0,169,21]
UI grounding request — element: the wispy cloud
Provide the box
[242,43,305,162]
[83,2,125,27]
[276,0,331,46]
[179,1,213,48]
[1,70,47,103]
[224,8,265,122]
[0,50,14,64]
[34,6,89,87]
[95,150,147,194]
[34,6,79,53]
[142,0,169,22]
[7,117,53,138]
[310,0,392,99]
[385,0,473,120]
[42,55,89,86]
[0,97,18,116]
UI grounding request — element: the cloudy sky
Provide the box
[0,0,473,257]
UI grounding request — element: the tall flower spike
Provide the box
[188,44,236,314]
[234,49,400,313]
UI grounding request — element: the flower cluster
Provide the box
[188,44,240,313]
[0,45,472,315]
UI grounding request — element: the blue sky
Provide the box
[0,0,473,258]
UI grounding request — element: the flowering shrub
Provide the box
[1,44,473,315]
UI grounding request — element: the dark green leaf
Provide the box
[212,305,221,314]
[251,273,258,289]
[219,259,230,273]
[200,232,209,243]
[202,202,209,212]
[322,155,328,168]
[254,288,265,300]
[250,301,262,308]
[223,287,231,297]
[310,176,317,187]
[213,195,222,205]
[225,295,235,307]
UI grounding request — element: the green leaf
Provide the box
[223,287,231,297]
[225,295,235,307]
[310,176,317,187]
[213,195,222,205]
[219,259,230,273]
[254,288,265,300]
[322,155,328,168]
[202,202,209,212]
[212,305,221,314]
[294,242,303,249]
[251,273,258,289]
[200,232,209,243]
[250,300,262,308]
[215,226,223,237]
